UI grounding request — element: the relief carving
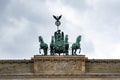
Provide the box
[34,56,85,74]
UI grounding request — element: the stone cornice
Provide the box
[1,73,120,78]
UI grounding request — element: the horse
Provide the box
[71,35,81,55]
[64,35,69,55]
[50,36,55,55]
[39,36,48,55]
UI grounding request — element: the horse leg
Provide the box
[52,48,55,55]
[46,48,48,55]
[79,48,81,53]
[51,50,53,55]
[44,49,48,56]
[74,49,77,55]
[50,49,53,55]
[43,50,46,55]
[71,49,74,55]
[66,48,69,55]
[67,48,69,55]
[66,51,68,55]
[52,49,55,55]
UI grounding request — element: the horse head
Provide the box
[39,36,44,43]
[51,36,55,44]
[76,35,81,43]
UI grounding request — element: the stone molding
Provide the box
[0,60,33,64]
[86,59,120,63]
[1,73,120,79]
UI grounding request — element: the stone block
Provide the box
[33,55,86,75]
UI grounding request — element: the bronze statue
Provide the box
[53,15,62,30]
[71,35,81,55]
[50,36,55,55]
[38,15,81,56]
[49,15,69,55]
[39,36,48,55]
[64,35,69,55]
[50,32,69,55]
[50,15,69,55]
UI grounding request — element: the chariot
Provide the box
[50,29,69,55]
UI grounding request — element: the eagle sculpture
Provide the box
[53,15,62,21]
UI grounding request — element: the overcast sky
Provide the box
[0,0,120,59]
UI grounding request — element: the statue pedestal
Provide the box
[33,55,87,75]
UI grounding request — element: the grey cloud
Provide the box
[0,0,120,59]
[60,0,120,58]
[0,0,10,11]
[92,1,120,42]
[61,0,91,12]
[82,38,95,54]
[6,0,51,26]
[0,0,53,59]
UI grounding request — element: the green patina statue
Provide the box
[50,30,69,55]
[50,36,55,55]
[71,35,81,55]
[39,15,81,56]
[53,15,62,30]
[49,15,69,55]
[39,36,48,55]
[64,35,69,55]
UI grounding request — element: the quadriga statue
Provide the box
[38,15,81,56]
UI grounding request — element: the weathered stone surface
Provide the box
[86,59,120,73]
[1,73,120,80]
[0,55,120,80]
[0,60,34,74]
[33,55,86,75]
